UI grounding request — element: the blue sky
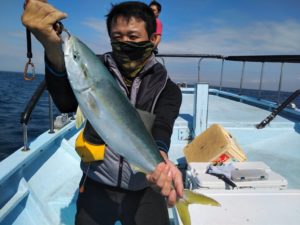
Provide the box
[1,0,300,91]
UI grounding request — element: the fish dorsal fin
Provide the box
[75,106,86,129]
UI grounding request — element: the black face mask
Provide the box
[111,41,154,79]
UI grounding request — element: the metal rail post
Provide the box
[219,59,225,91]
[277,62,284,104]
[22,124,29,151]
[48,93,55,134]
[197,58,203,82]
[258,62,265,99]
[20,79,46,151]
[193,83,209,135]
[239,62,246,95]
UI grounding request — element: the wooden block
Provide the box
[183,124,246,163]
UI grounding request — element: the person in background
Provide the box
[149,1,162,54]
[22,1,183,225]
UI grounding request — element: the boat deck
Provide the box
[0,85,299,225]
[172,87,300,188]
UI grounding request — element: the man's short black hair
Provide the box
[149,1,161,13]
[106,1,156,38]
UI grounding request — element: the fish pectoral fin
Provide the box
[175,200,191,225]
[183,189,221,206]
[75,106,86,129]
[130,164,147,174]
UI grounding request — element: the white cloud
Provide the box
[0,29,45,73]
[7,30,24,39]
[80,18,111,54]
[1,19,299,91]
[157,20,300,91]
[160,20,300,55]
[0,18,110,73]
[81,18,107,36]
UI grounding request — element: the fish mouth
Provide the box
[61,29,71,44]
[62,33,74,56]
[62,39,70,56]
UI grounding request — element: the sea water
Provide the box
[0,71,59,161]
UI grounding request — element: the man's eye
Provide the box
[112,36,121,41]
[129,36,138,40]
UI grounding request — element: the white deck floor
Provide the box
[1,87,299,225]
[174,90,300,188]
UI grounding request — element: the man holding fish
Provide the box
[22,1,184,224]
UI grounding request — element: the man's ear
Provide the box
[150,33,158,45]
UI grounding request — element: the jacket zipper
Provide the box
[117,156,124,188]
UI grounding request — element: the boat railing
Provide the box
[20,79,55,151]
[156,53,300,104]
[20,54,300,151]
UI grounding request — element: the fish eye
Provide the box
[73,51,80,61]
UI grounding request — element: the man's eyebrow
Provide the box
[127,30,141,35]
[110,31,122,36]
[111,30,141,36]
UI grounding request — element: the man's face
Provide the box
[150,5,159,18]
[110,16,150,43]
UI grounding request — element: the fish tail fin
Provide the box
[183,189,221,206]
[175,189,221,225]
[175,200,191,225]
[75,106,85,129]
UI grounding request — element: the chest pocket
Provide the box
[75,130,106,163]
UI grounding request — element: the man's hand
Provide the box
[146,151,184,207]
[21,0,67,71]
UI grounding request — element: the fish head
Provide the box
[62,35,94,93]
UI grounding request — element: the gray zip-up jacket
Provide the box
[45,53,182,190]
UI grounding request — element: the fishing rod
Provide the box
[23,0,64,80]
[256,89,300,129]
[23,0,35,80]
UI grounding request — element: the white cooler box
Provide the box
[179,188,300,225]
[187,161,288,189]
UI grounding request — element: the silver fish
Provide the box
[63,34,220,225]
